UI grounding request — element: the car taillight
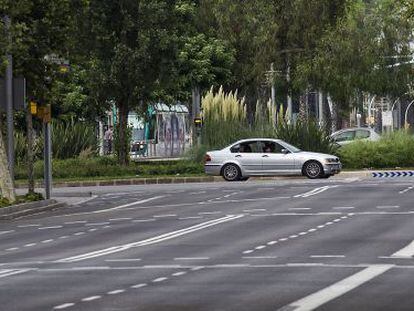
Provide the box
[204,154,211,163]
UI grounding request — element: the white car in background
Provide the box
[204,138,341,181]
[330,127,380,146]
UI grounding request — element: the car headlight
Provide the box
[325,158,339,163]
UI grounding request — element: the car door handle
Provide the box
[262,155,269,158]
[235,155,242,158]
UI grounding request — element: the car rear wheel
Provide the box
[303,161,324,179]
[222,164,241,181]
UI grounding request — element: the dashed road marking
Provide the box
[81,296,101,302]
[152,277,168,283]
[107,289,125,295]
[53,303,75,309]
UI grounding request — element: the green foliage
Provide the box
[338,131,414,169]
[14,119,97,163]
[50,119,98,159]
[200,88,334,154]
[0,192,43,208]
[14,157,203,180]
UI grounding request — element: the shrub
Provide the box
[337,131,414,169]
[14,157,203,180]
[199,87,334,155]
[14,119,98,163]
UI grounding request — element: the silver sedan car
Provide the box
[204,138,341,181]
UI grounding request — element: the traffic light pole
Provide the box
[43,121,52,199]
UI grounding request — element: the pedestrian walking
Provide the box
[104,125,114,154]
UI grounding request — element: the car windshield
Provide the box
[281,141,301,153]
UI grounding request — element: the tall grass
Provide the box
[338,131,414,169]
[200,87,334,154]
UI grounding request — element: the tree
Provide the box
[1,0,80,193]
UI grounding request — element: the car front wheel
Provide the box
[303,161,324,179]
[222,163,241,181]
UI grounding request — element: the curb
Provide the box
[13,170,414,189]
[0,199,67,221]
[15,176,222,188]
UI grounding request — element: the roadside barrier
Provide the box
[372,171,414,178]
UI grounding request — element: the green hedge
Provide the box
[337,131,414,169]
[15,157,204,180]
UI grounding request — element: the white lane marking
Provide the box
[153,214,177,218]
[88,229,97,232]
[5,247,19,251]
[243,250,254,254]
[376,205,400,209]
[198,211,222,215]
[57,215,244,263]
[310,255,345,258]
[278,265,393,311]
[287,263,323,267]
[82,296,101,302]
[132,219,156,223]
[191,266,205,271]
[85,222,110,226]
[38,226,62,230]
[107,289,125,295]
[391,240,414,258]
[105,259,141,262]
[174,257,209,261]
[153,277,168,283]
[255,245,266,250]
[294,186,339,198]
[289,235,298,238]
[267,241,278,245]
[399,186,413,194]
[242,256,278,259]
[109,218,132,221]
[64,221,87,225]
[59,236,69,239]
[73,195,98,206]
[279,238,288,241]
[54,303,75,309]
[0,269,30,278]
[131,283,147,288]
[172,271,187,277]
[17,224,40,228]
[67,196,164,216]
[0,230,15,235]
[333,206,355,210]
[289,208,311,211]
[41,239,54,243]
[24,243,37,247]
[74,232,85,236]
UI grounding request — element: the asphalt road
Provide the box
[2,176,414,311]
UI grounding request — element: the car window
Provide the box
[260,141,285,153]
[355,130,370,139]
[334,131,355,142]
[230,141,260,153]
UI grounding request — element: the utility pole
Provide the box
[4,15,14,181]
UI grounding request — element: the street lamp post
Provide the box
[404,99,414,130]
[367,96,376,128]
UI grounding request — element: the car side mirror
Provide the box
[281,149,290,154]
